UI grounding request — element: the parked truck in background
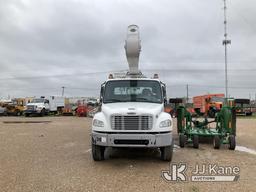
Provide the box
[24,96,64,117]
[193,94,225,118]
[91,25,173,161]
[8,98,26,116]
[0,106,7,116]
[62,98,75,116]
[87,98,98,107]
[235,98,252,116]
[0,98,26,116]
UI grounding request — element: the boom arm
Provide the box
[124,25,141,74]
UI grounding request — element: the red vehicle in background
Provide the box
[193,94,225,118]
[76,100,88,117]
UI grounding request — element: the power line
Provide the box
[0,70,126,81]
[1,68,256,81]
[168,84,256,90]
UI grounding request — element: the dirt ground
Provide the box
[0,116,255,192]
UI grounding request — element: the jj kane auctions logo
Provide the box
[162,163,240,182]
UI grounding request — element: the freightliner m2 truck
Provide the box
[91,25,173,161]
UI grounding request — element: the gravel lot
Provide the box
[0,116,255,192]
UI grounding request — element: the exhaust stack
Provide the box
[124,25,141,74]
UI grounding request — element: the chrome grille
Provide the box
[27,105,35,110]
[111,115,153,130]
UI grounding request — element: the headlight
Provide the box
[159,119,172,128]
[93,119,104,127]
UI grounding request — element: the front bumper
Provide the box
[91,131,172,147]
[24,110,41,114]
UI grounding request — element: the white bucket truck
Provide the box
[91,25,173,161]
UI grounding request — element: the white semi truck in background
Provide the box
[91,25,173,161]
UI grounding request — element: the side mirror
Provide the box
[100,85,104,104]
[164,98,167,107]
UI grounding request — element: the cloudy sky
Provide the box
[0,0,255,99]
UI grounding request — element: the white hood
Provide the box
[27,102,43,106]
[102,102,163,117]
[93,102,172,132]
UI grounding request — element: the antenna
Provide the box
[222,0,231,99]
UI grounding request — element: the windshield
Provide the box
[236,103,250,108]
[103,80,163,104]
[31,99,45,103]
[211,97,225,103]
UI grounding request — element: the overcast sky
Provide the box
[0,0,255,99]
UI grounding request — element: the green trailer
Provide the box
[177,99,236,150]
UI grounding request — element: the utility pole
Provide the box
[186,84,189,104]
[61,86,65,96]
[223,0,231,99]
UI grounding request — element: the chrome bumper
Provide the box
[91,131,172,147]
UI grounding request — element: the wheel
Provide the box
[193,135,199,149]
[25,113,29,117]
[15,110,21,116]
[229,135,236,150]
[160,142,173,161]
[213,135,221,149]
[41,109,45,117]
[208,109,215,118]
[179,134,186,148]
[92,143,105,161]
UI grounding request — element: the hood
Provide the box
[102,102,163,116]
[27,103,44,106]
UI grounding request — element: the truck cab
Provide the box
[91,25,173,161]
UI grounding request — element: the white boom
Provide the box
[124,25,141,74]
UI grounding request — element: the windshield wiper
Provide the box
[105,99,123,103]
[135,97,151,102]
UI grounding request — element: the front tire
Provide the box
[92,143,105,161]
[160,142,173,161]
[213,135,221,149]
[193,135,199,149]
[179,134,186,148]
[41,109,46,117]
[229,135,236,150]
[208,109,216,118]
[15,110,21,116]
